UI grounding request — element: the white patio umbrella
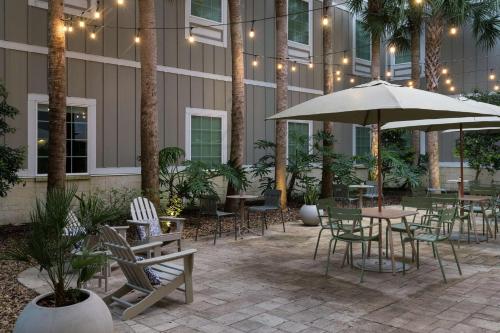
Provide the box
[381,98,500,196]
[268,81,497,211]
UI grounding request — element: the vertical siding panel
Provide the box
[135,69,140,166]
[203,79,214,109]
[28,7,47,46]
[0,0,5,40]
[5,0,27,43]
[204,44,214,73]
[214,81,226,110]
[164,0,178,67]
[118,0,136,60]
[86,62,104,168]
[190,43,203,72]
[165,73,178,147]
[252,0,265,82]
[4,51,28,151]
[245,85,254,164]
[0,49,4,83]
[156,0,164,66]
[67,59,86,97]
[253,86,266,161]
[225,82,231,111]
[178,1,190,70]
[157,72,165,147]
[103,64,118,167]
[265,88,275,142]
[103,0,118,58]
[117,67,136,166]
[28,53,47,94]
[312,1,322,91]
[214,46,226,75]
[190,77,203,108]
[264,0,275,84]
[177,76,190,149]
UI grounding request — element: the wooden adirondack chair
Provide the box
[128,197,184,251]
[101,225,196,320]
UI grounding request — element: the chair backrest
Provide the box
[199,196,219,216]
[411,186,427,197]
[63,211,85,236]
[401,196,433,211]
[264,189,281,207]
[333,184,348,198]
[327,207,362,234]
[131,197,161,239]
[470,187,497,197]
[365,181,379,195]
[101,225,154,291]
[316,198,334,228]
[436,208,457,238]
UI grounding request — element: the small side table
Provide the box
[348,184,374,208]
[226,194,259,237]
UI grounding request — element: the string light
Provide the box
[335,70,341,76]
[78,19,85,28]
[489,69,496,81]
[450,86,456,92]
[445,77,452,85]
[449,27,457,35]
[134,30,140,43]
[188,27,195,43]
[408,80,414,87]
[494,83,499,91]
[385,68,392,77]
[62,24,68,32]
[308,57,314,69]
[90,30,96,40]
[117,0,124,5]
[441,67,448,75]
[350,77,355,84]
[342,51,348,64]
[291,62,297,72]
[415,0,423,4]
[336,76,341,82]
[252,56,258,67]
[389,45,396,54]
[277,63,283,70]
[249,21,255,38]
[322,14,329,26]
[68,21,73,32]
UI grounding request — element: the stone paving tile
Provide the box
[24,213,499,333]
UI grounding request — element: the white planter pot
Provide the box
[300,204,320,226]
[14,289,113,333]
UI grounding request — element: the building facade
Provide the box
[0,0,499,224]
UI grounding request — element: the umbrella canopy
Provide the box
[268,81,496,125]
[444,127,500,133]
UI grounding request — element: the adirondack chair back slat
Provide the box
[101,226,154,291]
[131,197,164,240]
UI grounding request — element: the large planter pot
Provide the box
[300,204,320,226]
[14,289,113,333]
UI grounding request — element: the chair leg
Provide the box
[195,218,200,241]
[449,240,462,275]
[177,239,181,252]
[360,242,366,283]
[416,240,420,269]
[385,227,389,259]
[261,213,265,236]
[401,234,406,275]
[325,239,334,277]
[214,218,219,245]
[433,243,447,283]
[264,212,268,230]
[234,216,238,240]
[313,228,324,260]
[281,209,285,232]
[349,243,354,269]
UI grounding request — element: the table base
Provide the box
[353,258,409,273]
[449,232,487,243]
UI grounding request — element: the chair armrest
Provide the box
[359,222,382,229]
[112,226,129,231]
[127,219,150,226]
[130,241,163,253]
[136,249,197,266]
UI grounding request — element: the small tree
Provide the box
[0,82,24,197]
[455,132,500,181]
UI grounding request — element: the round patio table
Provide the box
[226,194,259,237]
[348,184,374,208]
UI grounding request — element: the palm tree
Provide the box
[320,0,335,198]
[348,0,400,179]
[275,0,288,208]
[225,0,246,211]
[138,0,160,207]
[47,0,67,190]
[423,0,500,191]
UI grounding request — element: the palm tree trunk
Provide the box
[370,32,381,180]
[321,0,335,198]
[275,0,288,208]
[138,0,160,207]
[410,24,421,165]
[47,0,66,191]
[425,16,444,192]
[225,0,246,211]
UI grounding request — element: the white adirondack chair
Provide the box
[128,197,184,251]
[101,225,196,320]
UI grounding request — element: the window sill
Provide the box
[35,175,91,182]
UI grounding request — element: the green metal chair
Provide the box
[402,207,462,283]
[313,198,341,260]
[325,207,380,283]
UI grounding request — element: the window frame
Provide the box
[29,0,98,17]
[352,124,371,156]
[286,120,313,160]
[353,18,371,63]
[27,94,97,177]
[185,108,228,164]
[185,0,228,48]
[287,0,313,63]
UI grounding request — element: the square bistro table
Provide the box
[360,207,417,275]
[458,195,493,242]
[348,184,374,208]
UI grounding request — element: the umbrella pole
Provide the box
[377,110,382,212]
[460,123,464,197]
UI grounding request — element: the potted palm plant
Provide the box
[5,186,113,333]
[300,181,320,226]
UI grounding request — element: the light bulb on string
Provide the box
[249,21,255,39]
[277,63,283,70]
[445,77,452,85]
[349,77,355,84]
[385,68,392,77]
[408,80,414,88]
[441,67,448,75]
[188,28,195,43]
[494,83,499,91]
[322,15,329,26]
[389,45,396,54]
[134,30,140,43]
[489,69,496,81]
[335,70,341,76]
[252,56,258,67]
[90,30,96,40]
[78,19,85,28]
[450,86,456,92]
[308,57,314,69]
[291,62,297,72]
[449,27,457,35]
[68,21,73,32]
[342,51,348,64]
[117,0,124,5]
[415,0,423,4]
[336,76,341,82]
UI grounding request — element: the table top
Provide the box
[448,179,470,183]
[226,194,259,199]
[459,195,491,202]
[349,184,374,189]
[361,207,418,219]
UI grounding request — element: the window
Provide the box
[395,50,411,64]
[29,0,97,17]
[186,108,227,167]
[37,105,88,174]
[288,0,309,45]
[354,126,371,156]
[191,0,222,23]
[355,20,371,61]
[287,121,312,161]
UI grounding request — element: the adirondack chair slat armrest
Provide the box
[136,249,197,266]
[130,241,163,253]
[127,219,150,226]
[112,226,129,230]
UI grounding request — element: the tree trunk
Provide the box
[410,24,421,165]
[321,0,335,198]
[425,16,444,192]
[47,0,66,191]
[225,0,246,212]
[138,0,160,207]
[369,32,381,180]
[275,0,288,208]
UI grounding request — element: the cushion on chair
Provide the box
[137,218,163,240]
[136,256,161,285]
